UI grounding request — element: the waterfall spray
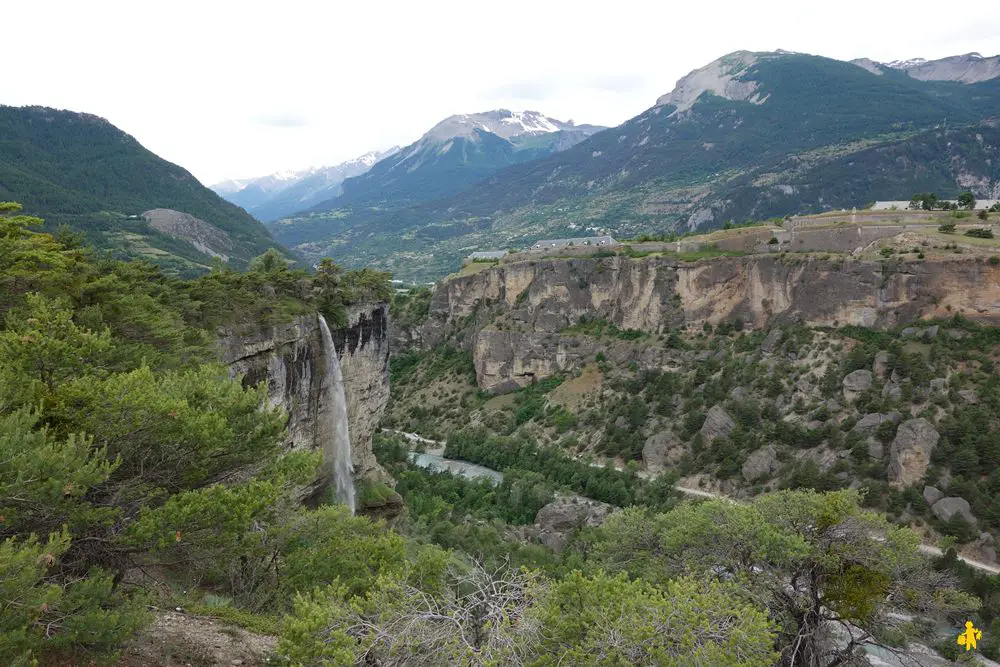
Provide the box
[317,314,355,513]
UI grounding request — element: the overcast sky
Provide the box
[6,1,999,184]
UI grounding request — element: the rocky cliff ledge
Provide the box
[221,303,390,482]
[426,255,1000,392]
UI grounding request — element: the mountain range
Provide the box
[3,51,999,282]
[267,51,1000,282]
[0,105,288,274]
[211,148,399,222]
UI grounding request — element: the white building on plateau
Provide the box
[467,250,509,260]
[872,199,1000,211]
[530,235,617,251]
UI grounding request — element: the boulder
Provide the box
[923,325,940,340]
[901,327,923,339]
[642,431,681,473]
[931,497,977,526]
[853,412,901,437]
[761,328,784,353]
[923,485,944,506]
[929,378,947,395]
[700,405,736,443]
[742,445,780,483]
[534,497,613,553]
[842,369,873,402]
[888,418,940,488]
[958,389,980,405]
[947,329,967,341]
[873,350,890,380]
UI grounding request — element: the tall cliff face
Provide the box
[220,303,391,483]
[427,255,1000,392]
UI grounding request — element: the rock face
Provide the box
[842,370,874,402]
[958,389,980,405]
[872,350,890,380]
[425,255,1000,392]
[534,496,613,553]
[141,208,233,262]
[331,305,392,482]
[643,430,682,472]
[888,418,940,488]
[221,304,391,486]
[852,412,900,437]
[700,405,736,443]
[742,445,780,482]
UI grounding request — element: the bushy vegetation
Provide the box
[0,203,396,663]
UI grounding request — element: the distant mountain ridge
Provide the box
[211,148,399,222]
[305,109,606,211]
[851,52,1000,83]
[0,105,287,274]
[269,50,1000,283]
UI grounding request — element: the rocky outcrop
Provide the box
[700,405,736,443]
[842,370,874,402]
[533,496,614,553]
[852,412,900,437]
[888,418,939,488]
[742,445,780,482]
[221,304,391,486]
[872,351,890,380]
[330,305,391,481]
[643,430,682,472]
[141,208,233,262]
[958,389,980,405]
[428,255,1000,392]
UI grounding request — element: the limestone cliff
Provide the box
[427,255,1000,392]
[221,303,390,482]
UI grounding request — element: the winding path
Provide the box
[384,430,1000,575]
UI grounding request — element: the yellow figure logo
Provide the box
[958,621,983,651]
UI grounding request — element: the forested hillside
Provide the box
[0,106,287,274]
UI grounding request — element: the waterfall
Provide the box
[317,314,355,514]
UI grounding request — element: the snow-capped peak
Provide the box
[884,57,928,70]
[498,110,561,134]
[420,109,580,143]
[211,148,398,197]
[854,52,1000,84]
